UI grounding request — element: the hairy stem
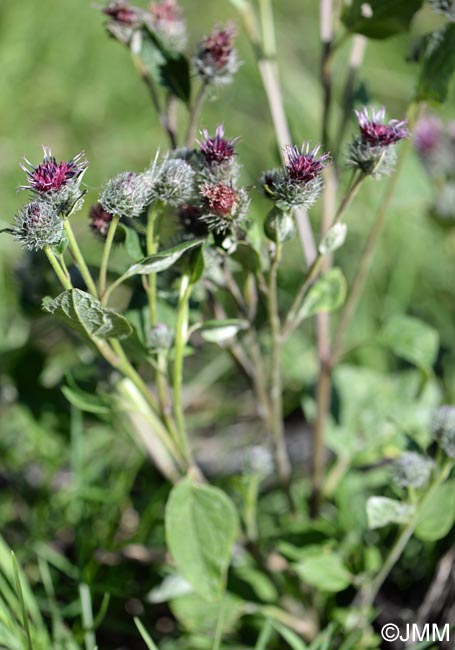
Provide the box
[267,240,293,503]
[99,213,120,301]
[146,204,161,327]
[63,219,98,298]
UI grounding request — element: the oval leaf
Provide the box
[199,319,249,343]
[415,481,455,541]
[295,552,352,593]
[298,268,347,322]
[123,239,204,278]
[367,496,415,530]
[165,478,238,600]
[379,314,439,371]
[42,289,132,339]
[417,24,455,104]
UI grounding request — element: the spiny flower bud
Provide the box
[13,201,64,251]
[200,181,249,234]
[391,452,434,489]
[260,143,330,210]
[347,107,408,178]
[193,23,239,85]
[89,203,114,238]
[428,0,455,20]
[149,0,187,51]
[99,171,154,219]
[264,207,296,243]
[415,116,455,179]
[432,405,455,458]
[148,323,174,350]
[19,147,88,216]
[198,124,237,165]
[154,158,195,207]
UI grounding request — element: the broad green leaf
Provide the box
[232,242,262,273]
[367,496,415,529]
[415,480,455,541]
[122,239,204,278]
[298,268,347,321]
[165,478,238,600]
[199,319,249,343]
[42,290,132,340]
[295,552,352,593]
[341,0,423,39]
[318,223,347,255]
[169,592,243,634]
[379,315,439,371]
[140,28,191,104]
[416,24,455,104]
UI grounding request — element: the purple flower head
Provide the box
[19,147,87,195]
[194,23,239,84]
[201,181,238,217]
[414,116,443,156]
[89,203,114,238]
[355,107,409,147]
[102,0,139,25]
[284,143,331,185]
[178,203,209,237]
[198,125,238,165]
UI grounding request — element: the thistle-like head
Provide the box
[355,107,409,147]
[154,158,196,207]
[102,0,139,26]
[391,452,434,489]
[99,170,154,219]
[13,201,64,251]
[432,405,455,458]
[193,23,239,85]
[89,203,114,238]
[199,181,249,233]
[198,125,237,166]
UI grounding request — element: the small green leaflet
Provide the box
[121,239,204,278]
[367,496,415,529]
[298,268,347,322]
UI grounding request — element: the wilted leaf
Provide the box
[415,481,455,541]
[123,239,204,278]
[367,496,415,529]
[341,0,423,39]
[416,24,455,103]
[319,223,348,255]
[42,290,132,340]
[295,552,352,593]
[379,314,439,371]
[165,478,238,600]
[298,268,347,321]
[199,319,249,343]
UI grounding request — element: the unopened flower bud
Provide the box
[13,201,64,251]
[89,203,114,238]
[99,171,154,219]
[148,323,174,350]
[154,158,195,207]
[264,207,296,243]
[149,0,187,51]
[432,405,455,458]
[428,0,455,20]
[391,452,434,489]
[193,23,239,85]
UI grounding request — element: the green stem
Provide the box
[43,246,73,290]
[185,81,208,148]
[282,172,365,338]
[99,214,120,301]
[173,274,192,461]
[267,240,293,504]
[146,204,161,326]
[63,219,98,297]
